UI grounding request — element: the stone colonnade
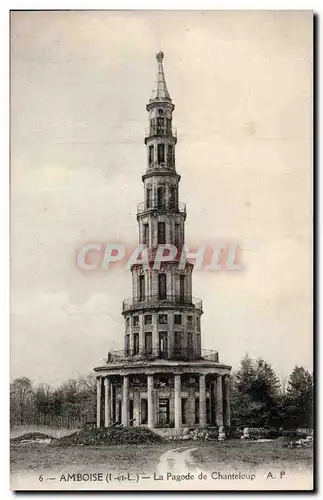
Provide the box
[96,373,230,430]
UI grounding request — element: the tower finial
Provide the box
[156,51,164,62]
[150,51,171,102]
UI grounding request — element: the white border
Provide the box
[2,3,318,499]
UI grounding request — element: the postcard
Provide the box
[10,10,313,491]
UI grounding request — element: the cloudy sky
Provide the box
[11,10,312,386]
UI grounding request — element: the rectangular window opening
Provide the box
[146,188,152,209]
[158,274,166,300]
[158,144,165,164]
[174,314,182,325]
[144,315,152,325]
[149,145,154,165]
[159,332,168,359]
[133,333,139,355]
[180,275,185,301]
[139,275,145,301]
[170,186,176,208]
[143,224,149,245]
[159,314,168,324]
[145,332,152,354]
[174,331,182,356]
[158,221,166,244]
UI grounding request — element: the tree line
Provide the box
[10,355,313,430]
[230,355,313,430]
[10,375,96,428]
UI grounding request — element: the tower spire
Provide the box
[150,51,171,102]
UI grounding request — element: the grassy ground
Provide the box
[192,440,313,473]
[11,439,312,475]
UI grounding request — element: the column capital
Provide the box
[104,376,110,386]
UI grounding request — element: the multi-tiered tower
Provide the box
[94,53,231,432]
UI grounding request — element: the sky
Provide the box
[10,10,313,386]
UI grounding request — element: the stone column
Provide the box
[187,383,196,426]
[110,383,114,423]
[116,392,121,424]
[208,381,213,425]
[147,375,154,428]
[223,375,231,428]
[133,390,140,427]
[199,374,206,427]
[122,376,129,427]
[104,377,111,427]
[174,374,182,429]
[96,377,101,428]
[216,375,224,427]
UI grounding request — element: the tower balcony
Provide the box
[122,294,203,313]
[137,200,186,216]
[105,348,219,364]
[144,126,177,144]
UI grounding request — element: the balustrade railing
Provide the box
[137,200,186,214]
[105,348,218,363]
[145,126,177,138]
[122,294,202,312]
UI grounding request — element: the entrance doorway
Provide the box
[129,399,134,426]
[117,400,122,424]
[140,399,148,424]
[158,398,170,427]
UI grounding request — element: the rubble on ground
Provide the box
[167,428,218,441]
[11,432,55,445]
[283,435,313,449]
[56,426,164,446]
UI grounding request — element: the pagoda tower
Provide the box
[94,52,231,432]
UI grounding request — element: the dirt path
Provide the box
[155,446,205,475]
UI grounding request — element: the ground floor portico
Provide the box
[95,362,231,430]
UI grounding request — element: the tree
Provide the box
[285,366,313,429]
[230,378,263,429]
[34,384,53,417]
[231,355,284,429]
[10,377,34,425]
[235,353,256,395]
[249,359,282,427]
